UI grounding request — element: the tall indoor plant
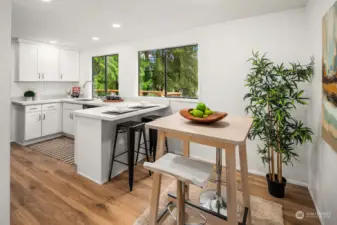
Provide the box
[244,51,314,198]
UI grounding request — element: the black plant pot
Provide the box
[266,174,287,198]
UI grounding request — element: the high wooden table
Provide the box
[146,113,253,225]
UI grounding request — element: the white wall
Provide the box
[80,8,311,185]
[306,0,337,224]
[0,0,11,224]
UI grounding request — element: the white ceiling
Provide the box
[12,0,308,49]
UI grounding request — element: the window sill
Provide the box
[167,97,199,103]
[136,95,199,103]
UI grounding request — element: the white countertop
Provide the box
[12,98,169,121]
[73,102,168,121]
[12,97,111,106]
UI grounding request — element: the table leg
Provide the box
[149,131,166,225]
[239,143,252,225]
[183,140,190,200]
[226,144,237,225]
[127,127,135,192]
[199,148,227,215]
[216,147,222,201]
[176,180,185,225]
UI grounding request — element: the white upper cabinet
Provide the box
[14,39,79,82]
[38,45,60,81]
[17,43,39,81]
[60,49,79,81]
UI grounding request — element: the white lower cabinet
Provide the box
[62,103,82,136]
[18,103,61,142]
[15,102,80,144]
[25,111,42,140]
[42,109,61,136]
[63,109,75,135]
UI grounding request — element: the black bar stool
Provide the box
[108,121,151,191]
[141,115,169,161]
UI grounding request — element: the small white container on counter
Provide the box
[25,97,33,102]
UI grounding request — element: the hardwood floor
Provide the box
[10,143,320,225]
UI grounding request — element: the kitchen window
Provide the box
[92,54,119,96]
[138,45,198,99]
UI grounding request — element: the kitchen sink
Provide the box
[75,99,94,102]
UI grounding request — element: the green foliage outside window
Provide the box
[139,45,198,98]
[92,55,119,96]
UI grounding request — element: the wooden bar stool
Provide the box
[144,153,213,225]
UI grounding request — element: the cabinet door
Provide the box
[60,49,79,81]
[25,112,42,140]
[38,45,59,81]
[42,110,61,136]
[18,43,39,81]
[62,109,75,135]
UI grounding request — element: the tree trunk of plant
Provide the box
[278,153,283,183]
[271,148,275,181]
[277,122,283,184]
[268,146,272,176]
[267,103,275,182]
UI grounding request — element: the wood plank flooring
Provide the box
[10,143,320,225]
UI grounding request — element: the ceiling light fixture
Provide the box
[49,40,57,44]
[92,37,100,41]
[112,24,121,28]
[41,0,53,2]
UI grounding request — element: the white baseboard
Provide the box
[12,133,63,146]
[308,188,325,225]
[77,171,105,185]
[247,169,308,187]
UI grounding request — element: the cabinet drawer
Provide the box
[42,103,60,111]
[63,103,82,110]
[25,105,42,113]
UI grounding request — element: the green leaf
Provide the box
[244,50,314,171]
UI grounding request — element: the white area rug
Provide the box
[134,181,284,225]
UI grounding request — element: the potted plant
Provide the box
[244,51,314,198]
[24,90,35,101]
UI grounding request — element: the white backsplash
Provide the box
[11,81,78,99]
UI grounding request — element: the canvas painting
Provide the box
[323,1,337,152]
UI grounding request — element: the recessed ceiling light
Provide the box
[49,40,57,44]
[92,37,100,41]
[41,0,53,2]
[112,24,121,28]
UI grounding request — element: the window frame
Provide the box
[92,53,119,96]
[138,44,198,99]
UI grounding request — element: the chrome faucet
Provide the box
[83,80,93,89]
[82,80,95,98]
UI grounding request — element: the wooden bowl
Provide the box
[179,108,228,124]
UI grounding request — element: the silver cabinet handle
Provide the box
[38,73,41,79]
[60,74,63,79]
[43,113,46,120]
